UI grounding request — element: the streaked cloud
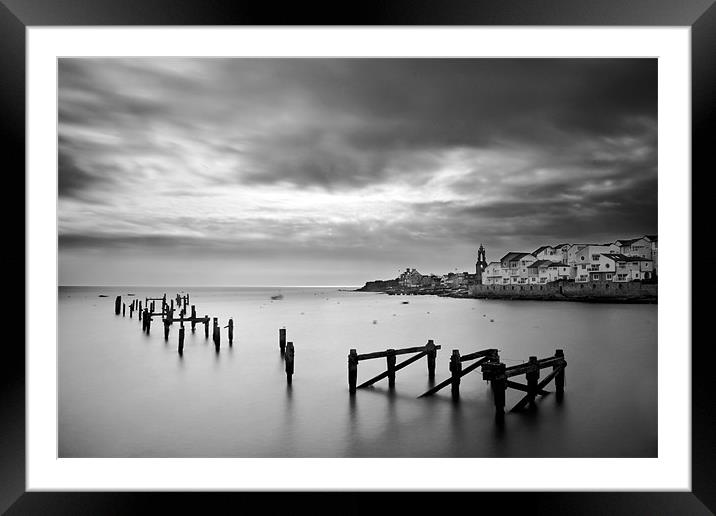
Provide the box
[58,58,657,285]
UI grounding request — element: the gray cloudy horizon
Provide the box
[58,58,657,286]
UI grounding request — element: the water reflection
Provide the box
[58,286,657,458]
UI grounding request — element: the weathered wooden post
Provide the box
[178,324,185,355]
[190,305,196,332]
[426,339,437,380]
[279,328,286,356]
[554,349,565,401]
[348,349,358,395]
[144,310,151,334]
[139,300,142,313]
[162,293,166,305]
[227,318,234,345]
[213,317,220,349]
[122,303,126,317]
[450,350,462,400]
[386,349,397,389]
[129,303,134,319]
[204,315,209,338]
[526,356,539,407]
[151,301,155,313]
[164,318,170,341]
[492,363,507,419]
[114,295,122,315]
[170,299,174,312]
[285,342,295,385]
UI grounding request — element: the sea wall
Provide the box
[468,280,657,302]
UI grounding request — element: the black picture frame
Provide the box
[4,0,713,513]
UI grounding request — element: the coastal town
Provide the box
[357,235,658,302]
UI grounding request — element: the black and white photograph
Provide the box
[57,57,658,458]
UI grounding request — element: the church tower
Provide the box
[475,243,488,284]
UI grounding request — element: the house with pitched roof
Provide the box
[500,252,537,284]
[600,253,654,282]
[483,261,508,285]
[527,259,553,283]
[533,245,563,262]
[614,236,653,261]
[546,262,574,282]
[573,244,620,282]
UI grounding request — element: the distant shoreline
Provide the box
[354,279,657,304]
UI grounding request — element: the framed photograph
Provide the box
[6,0,713,512]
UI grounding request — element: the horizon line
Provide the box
[58,284,363,289]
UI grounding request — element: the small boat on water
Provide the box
[270,294,284,300]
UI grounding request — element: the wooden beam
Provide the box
[418,356,490,397]
[459,349,498,362]
[357,351,428,389]
[356,345,441,361]
[505,380,548,395]
[511,365,564,412]
[502,356,566,378]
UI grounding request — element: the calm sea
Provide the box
[58,286,657,457]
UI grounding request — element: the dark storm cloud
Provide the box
[59,58,657,191]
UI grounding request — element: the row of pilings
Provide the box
[114,293,294,384]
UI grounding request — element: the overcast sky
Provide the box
[58,58,657,286]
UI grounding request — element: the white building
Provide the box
[500,252,537,284]
[573,244,620,282]
[483,261,507,285]
[601,254,654,282]
[533,245,563,262]
[545,262,574,282]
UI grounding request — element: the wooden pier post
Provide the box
[450,350,462,400]
[285,342,295,385]
[150,301,155,313]
[279,328,286,356]
[348,349,358,395]
[114,295,122,315]
[144,309,151,334]
[554,349,565,401]
[164,319,170,341]
[190,305,196,332]
[386,349,397,389]
[129,303,134,319]
[122,303,126,317]
[426,339,437,380]
[204,315,209,338]
[526,356,539,407]
[170,299,174,312]
[213,317,220,350]
[178,324,185,355]
[492,363,507,419]
[228,318,234,345]
[139,301,142,313]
